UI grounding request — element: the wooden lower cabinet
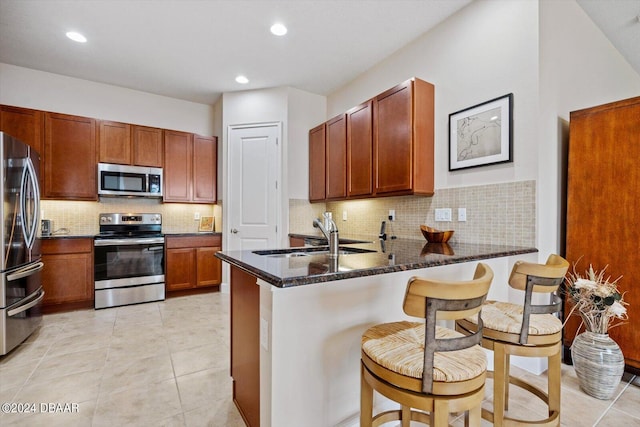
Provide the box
[165,234,222,292]
[41,238,93,312]
[230,266,260,427]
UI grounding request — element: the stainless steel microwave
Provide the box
[98,163,163,198]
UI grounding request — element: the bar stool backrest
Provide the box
[508,254,570,344]
[402,263,494,393]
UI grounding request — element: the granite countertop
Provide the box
[41,232,222,239]
[216,236,538,288]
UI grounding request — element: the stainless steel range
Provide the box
[94,213,165,309]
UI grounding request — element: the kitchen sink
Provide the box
[253,246,376,258]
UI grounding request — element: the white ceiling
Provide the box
[0,0,638,106]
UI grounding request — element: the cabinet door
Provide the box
[44,112,97,200]
[41,239,93,306]
[164,130,193,202]
[374,80,413,194]
[166,248,196,291]
[347,100,373,197]
[193,135,217,203]
[326,114,347,199]
[565,97,640,368]
[196,247,222,287]
[132,125,163,167]
[0,105,44,156]
[98,120,131,164]
[308,123,326,202]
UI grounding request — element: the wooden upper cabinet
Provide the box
[374,78,434,196]
[308,123,326,202]
[132,125,163,167]
[163,131,216,203]
[193,135,217,203]
[99,121,163,167]
[0,105,44,156]
[44,112,97,200]
[98,120,132,164]
[164,130,193,202]
[326,114,347,200]
[307,78,434,202]
[347,100,373,197]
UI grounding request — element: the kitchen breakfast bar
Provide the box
[216,238,537,427]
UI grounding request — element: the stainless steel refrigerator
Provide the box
[0,132,44,355]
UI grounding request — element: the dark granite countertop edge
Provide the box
[216,246,538,289]
[41,232,222,240]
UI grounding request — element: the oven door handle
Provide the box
[94,238,165,246]
[7,262,44,282]
[7,289,45,317]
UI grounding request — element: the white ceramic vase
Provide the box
[571,331,625,400]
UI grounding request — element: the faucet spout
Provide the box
[313,213,339,258]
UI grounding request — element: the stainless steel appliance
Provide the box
[97,163,162,198]
[94,213,165,309]
[1,132,44,356]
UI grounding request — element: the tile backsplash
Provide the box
[289,180,536,247]
[41,198,221,235]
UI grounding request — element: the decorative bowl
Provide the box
[420,225,454,243]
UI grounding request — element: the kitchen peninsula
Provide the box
[217,238,537,427]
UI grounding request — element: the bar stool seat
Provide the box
[361,263,494,427]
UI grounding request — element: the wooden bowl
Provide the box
[420,225,454,243]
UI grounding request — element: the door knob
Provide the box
[231,228,239,234]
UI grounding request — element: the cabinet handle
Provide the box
[231,228,239,234]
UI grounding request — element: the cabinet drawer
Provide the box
[42,238,93,254]
[166,234,221,249]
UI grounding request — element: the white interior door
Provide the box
[228,123,280,251]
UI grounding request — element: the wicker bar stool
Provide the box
[361,263,494,427]
[456,254,569,426]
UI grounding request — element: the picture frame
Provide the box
[198,216,214,232]
[449,93,513,171]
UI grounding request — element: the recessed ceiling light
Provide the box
[66,31,87,43]
[235,75,249,84]
[270,23,287,36]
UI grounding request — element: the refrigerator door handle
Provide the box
[7,289,45,317]
[6,261,44,282]
[19,156,40,250]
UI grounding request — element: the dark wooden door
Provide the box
[308,123,326,202]
[132,125,163,167]
[565,96,640,369]
[193,135,217,203]
[347,100,373,197]
[44,112,97,200]
[98,120,131,164]
[163,130,193,202]
[374,80,413,194]
[326,114,347,199]
[0,105,44,155]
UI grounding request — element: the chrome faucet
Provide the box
[313,212,339,258]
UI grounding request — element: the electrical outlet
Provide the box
[458,208,467,222]
[388,209,395,221]
[435,208,452,222]
[194,212,200,221]
[342,210,347,221]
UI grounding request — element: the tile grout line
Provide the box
[592,374,638,426]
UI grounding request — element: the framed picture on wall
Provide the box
[198,216,214,232]
[449,93,513,171]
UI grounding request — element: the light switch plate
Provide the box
[458,208,467,222]
[435,208,452,222]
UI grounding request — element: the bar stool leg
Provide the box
[548,348,561,418]
[433,400,449,427]
[360,364,373,427]
[401,405,411,427]
[493,343,507,427]
[504,353,511,411]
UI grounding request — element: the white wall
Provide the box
[327,0,539,192]
[537,1,640,257]
[0,63,215,135]
[324,0,640,258]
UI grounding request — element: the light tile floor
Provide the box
[1,291,639,427]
